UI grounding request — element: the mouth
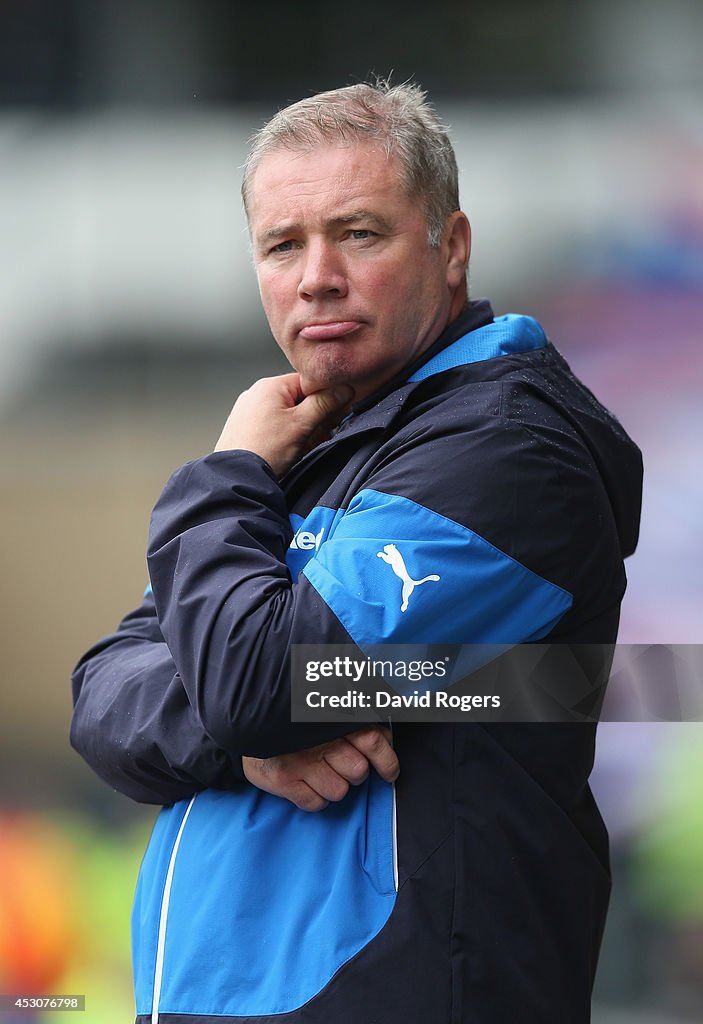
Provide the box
[298,321,364,341]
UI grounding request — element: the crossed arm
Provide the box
[71,374,398,809]
[72,370,568,807]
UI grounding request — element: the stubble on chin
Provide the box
[297,349,361,397]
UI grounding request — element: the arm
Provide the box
[71,591,398,806]
[73,372,574,803]
[71,378,399,805]
[148,376,574,760]
[70,591,244,804]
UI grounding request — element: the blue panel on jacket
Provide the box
[137,774,395,1017]
[408,314,547,381]
[287,506,342,578]
[302,489,572,646]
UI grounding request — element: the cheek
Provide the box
[258,274,291,328]
[359,266,402,308]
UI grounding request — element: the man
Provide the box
[71,81,643,1023]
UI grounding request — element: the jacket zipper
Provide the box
[151,795,197,1023]
[388,719,398,893]
[392,781,399,892]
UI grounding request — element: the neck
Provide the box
[447,279,469,328]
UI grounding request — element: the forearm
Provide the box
[71,601,246,804]
[147,451,367,757]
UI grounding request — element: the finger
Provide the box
[242,373,305,411]
[273,373,306,406]
[322,739,370,785]
[242,757,331,812]
[302,758,351,803]
[287,780,330,813]
[296,385,355,430]
[257,749,352,804]
[345,727,400,783]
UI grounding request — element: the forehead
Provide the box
[247,142,410,233]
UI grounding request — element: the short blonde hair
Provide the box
[242,79,460,247]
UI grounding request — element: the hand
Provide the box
[215,373,354,477]
[241,726,399,812]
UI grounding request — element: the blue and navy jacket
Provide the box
[71,302,643,1024]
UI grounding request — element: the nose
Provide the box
[297,240,348,300]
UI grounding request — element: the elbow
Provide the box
[198,695,285,759]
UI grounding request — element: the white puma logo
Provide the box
[377,543,441,613]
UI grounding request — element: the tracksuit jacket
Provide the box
[71,301,643,1024]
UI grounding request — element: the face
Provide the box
[247,143,469,403]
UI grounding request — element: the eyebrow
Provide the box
[256,209,392,249]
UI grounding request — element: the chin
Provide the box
[300,358,362,395]
[300,372,352,396]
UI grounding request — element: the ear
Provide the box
[444,212,471,290]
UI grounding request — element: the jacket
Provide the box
[71,302,643,1023]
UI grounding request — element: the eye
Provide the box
[350,229,374,240]
[271,239,295,254]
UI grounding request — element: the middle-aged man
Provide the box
[71,81,643,1023]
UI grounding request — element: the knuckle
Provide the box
[348,726,370,747]
[357,727,384,754]
[345,756,369,783]
[268,761,295,788]
[274,770,294,790]
[298,791,327,813]
[264,758,283,779]
[325,742,368,781]
[249,376,274,396]
[327,778,350,802]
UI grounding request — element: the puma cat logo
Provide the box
[377,544,441,612]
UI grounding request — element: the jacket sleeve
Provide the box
[145,451,373,758]
[147,444,574,758]
[70,591,247,804]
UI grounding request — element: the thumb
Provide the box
[298,384,355,426]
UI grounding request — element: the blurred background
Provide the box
[1,1,701,1021]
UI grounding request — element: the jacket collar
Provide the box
[348,300,494,416]
[408,313,547,382]
[282,303,548,486]
[341,302,547,433]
